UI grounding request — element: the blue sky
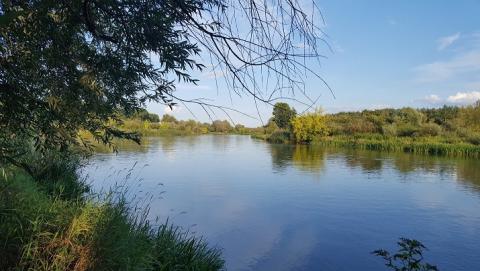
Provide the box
[147,0,480,126]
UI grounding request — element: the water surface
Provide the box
[85,135,480,270]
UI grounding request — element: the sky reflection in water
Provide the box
[84,135,480,271]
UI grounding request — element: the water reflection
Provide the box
[343,150,383,172]
[269,144,326,173]
[266,144,480,192]
[86,135,480,271]
[457,159,480,192]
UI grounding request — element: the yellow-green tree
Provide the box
[291,111,329,143]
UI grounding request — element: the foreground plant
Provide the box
[372,238,438,271]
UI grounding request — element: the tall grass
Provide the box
[315,135,480,158]
[0,155,224,270]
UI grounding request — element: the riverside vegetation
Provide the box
[0,149,224,270]
[260,101,480,158]
[117,101,480,158]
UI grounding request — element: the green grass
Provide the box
[0,166,224,271]
[314,135,480,158]
[255,130,480,158]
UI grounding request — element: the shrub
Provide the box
[291,111,329,143]
[267,130,291,143]
[396,124,418,137]
[161,114,178,123]
[467,134,480,145]
[417,123,442,137]
[382,124,397,137]
[211,120,233,133]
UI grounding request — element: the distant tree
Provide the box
[161,114,178,123]
[272,103,297,129]
[457,101,480,132]
[395,108,426,126]
[211,120,232,133]
[234,124,245,133]
[291,110,329,143]
[135,109,160,123]
[264,118,279,134]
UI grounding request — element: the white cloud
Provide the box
[446,91,480,104]
[414,49,480,82]
[437,32,461,51]
[419,94,442,104]
[175,84,212,92]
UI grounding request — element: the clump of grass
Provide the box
[266,130,291,144]
[314,135,480,158]
[1,167,224,270]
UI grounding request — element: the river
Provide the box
[84,135,480,270]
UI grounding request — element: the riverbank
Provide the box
[252,132,480,158]
[0,154,224,270]
[314,135,480,158]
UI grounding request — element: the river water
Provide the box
[84,135,480,270]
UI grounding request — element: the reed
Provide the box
[0,162,224,270]
[315,135,480,158]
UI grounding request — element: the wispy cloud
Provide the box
[413,49,480,82]
[446,91,480,104]
[416,91,480,105]
[437,32,461,51]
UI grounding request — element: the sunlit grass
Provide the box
[0,167,224,271]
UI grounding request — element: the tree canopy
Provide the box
[272,102,296,129]
[0,0,327,168]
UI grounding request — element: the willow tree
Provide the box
[0,0,329,170]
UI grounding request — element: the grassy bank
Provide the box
[255,132,480,158]
[253,103,480,158]
[0,157,224,270]
[314,135,480,158]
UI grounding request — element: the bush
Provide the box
[467,134,480,145]
[417,123,442,137]
[396,124,418,137]
[267,130,291,143]
[210,120,233,133]
[161,114,178,123]
[291,111,329,143]
[382,124,397,137]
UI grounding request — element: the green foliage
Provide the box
[466,134,480,145]
[1,0,218,158]
[133,109,160,123]
[272,102,297,129]
[210,120,233,133]
[162,114,179,123]
[395,108,426,126]
[421,105,459,127]
[291,111,329,143]
[382,124,398,137]
[417,123,442,137]
[456,101,480,132]
[267,130,291,144]
[396,124,419,137]
[373,238,438,271]
[0,169,224,271]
